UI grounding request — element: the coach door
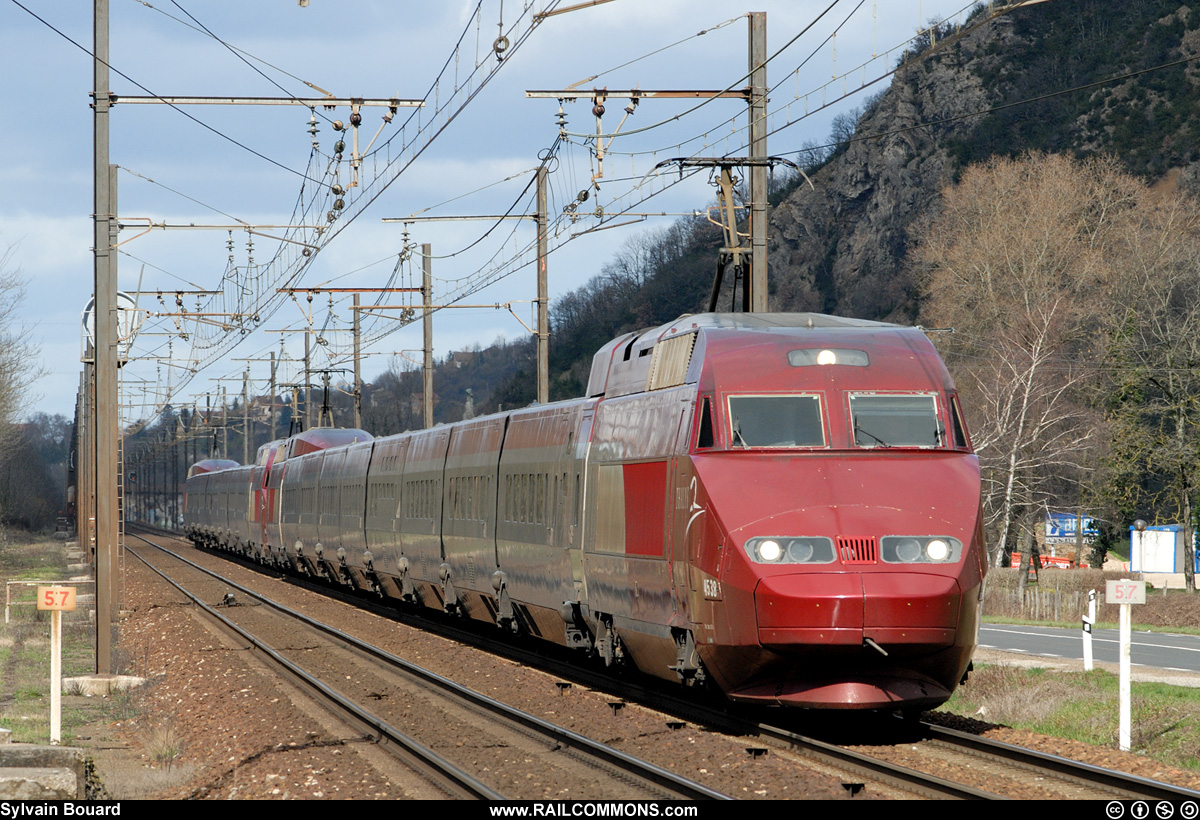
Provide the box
[257,445,279,546]
[567,406,594,605]
[665,397,695,621]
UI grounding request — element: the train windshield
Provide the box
[849,393,941,448]
[728,395,825,448]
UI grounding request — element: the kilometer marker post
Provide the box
[38,586,77,744]
[1105,578,1146,752]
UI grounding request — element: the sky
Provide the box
[0,0,977,426]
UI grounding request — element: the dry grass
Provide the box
[142,718,184,771]
[941,664,1200,770]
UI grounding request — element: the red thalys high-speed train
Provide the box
[184,312,986,711]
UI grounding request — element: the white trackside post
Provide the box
[1082,588,1095,672]
[1119,601,1131,751]
[1107,577,1145,753]
[36,586,76,745]
[50,609,62,745]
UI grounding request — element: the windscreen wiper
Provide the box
[854,422,889,448]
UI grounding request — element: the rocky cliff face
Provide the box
[767,14,1024,322]
[766,0,1200,322]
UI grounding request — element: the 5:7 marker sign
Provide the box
[36,586,76,612]
[1105,579,1146,605]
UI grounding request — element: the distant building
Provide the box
[449,350,477,369]
[1129,524,1198,574]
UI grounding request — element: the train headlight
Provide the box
[745,536,835,564]
[894,538,922,562]
[758,539,783,562]
[881,536,963,564]
[788,539,814,562]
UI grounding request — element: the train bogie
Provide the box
[184,313,985,712]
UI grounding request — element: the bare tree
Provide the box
[913,153,1132,568]
[0,246,48,529]
[0,247,41,437]
[601,233,654,296]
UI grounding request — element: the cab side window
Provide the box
[950,394,972,450]
[696,397,715,449]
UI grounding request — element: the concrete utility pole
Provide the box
[748,11,768,313]
[173,417,183,524]
[289,387,301,434]
[270,352,277,441]
[423,244,434,429]
[304,333,312,432]
[319,370,335,427]
[224,390,229,457]
[93,0,119,675]
[242,368,250,465]
[353,294,362,428]
[536,166,549,404]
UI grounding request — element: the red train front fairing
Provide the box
[690,449,985,709]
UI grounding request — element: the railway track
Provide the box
[131,527,1200,800]
[126,530,731,801]
[916,722,1200,801]
[743,718,1200,801]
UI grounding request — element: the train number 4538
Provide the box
[703,578,722,600]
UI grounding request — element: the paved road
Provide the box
[979,624,1200,675]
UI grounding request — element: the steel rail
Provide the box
[750,721,1004,800]
[922,722,1200,801]
[125,534,502,799]
[128,531,731,801]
